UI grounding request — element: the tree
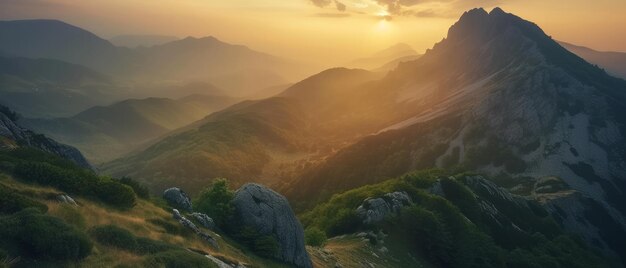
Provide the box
[193,178,235,227]
[304,227,327,247]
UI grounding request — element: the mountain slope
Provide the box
[285,7,626,262]
[21,95,240,163]
[0,19,121,71]
[101,68,383,194]
[560,41,626,79]
[0,56,119,118]
[347,43,420,70]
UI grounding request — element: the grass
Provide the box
[0,174,297,267]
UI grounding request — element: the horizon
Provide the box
[2,0,625,66]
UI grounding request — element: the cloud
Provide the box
[309,0,347,12]
[314,12,351,18]
[334,0,346,11]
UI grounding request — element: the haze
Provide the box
[2,0,625,67]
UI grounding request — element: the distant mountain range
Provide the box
[0,56,120,118]
[560,41,626,79]
[21,94,239,163]
[109,34,179,48]
[0,19,313,97]
[100,8,626,263]
[347,43,420,70]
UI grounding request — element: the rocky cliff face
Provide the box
[231,183,312,268]
[0,107,92,169]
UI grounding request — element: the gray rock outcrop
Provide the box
[56,194,77,206]
[231,183,312,268]
[191,212,215,230]
[172,209,219,249]
[163,187,193,211]
[355,191,412,225]
[0,109,92,169]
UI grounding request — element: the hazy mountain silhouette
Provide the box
[347,43,419,70]
[109,34,179,48]
[0,56,119,117]
[560,41,626,79]
[21,94,239,163]
[0,20,312,97]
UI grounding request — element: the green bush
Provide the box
[95,179,136,209]
[236,227,279,258]
[304,227,327,247]
[0,208,92,261]
[193,179,234,227]
[0,184,48,214]
[5,148,137,209]
[119,177,150,199]
[89,225,138,251]
[89,225,179,255]
[143,250,217,268]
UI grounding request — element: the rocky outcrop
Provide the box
[192,212,215,230]
[0,109,92,169]
[163,187,193,211]
[172,209,219,249]
[355,191,412,225]
[231,183,312,268]
[56,194,77,206]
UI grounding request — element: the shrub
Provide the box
[304,227,327,247]
[89,225,138,251]
[193,179,234,227]
[0,208,92,261]
[327,208,361,236]
[0,184,48,214]
[8,149,137,209]
[90,225,179,255]
[143,250,217,268]
[119,177,150,199]
[237,227,279,259]
[95,179,136,209]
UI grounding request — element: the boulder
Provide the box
[163,187,193,211]
[231,183,312,268]
[56,194,77,206]
[171,209,219,249]
[355,191,412,225]
[192,212,216,230]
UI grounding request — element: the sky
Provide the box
[1,0,625,66]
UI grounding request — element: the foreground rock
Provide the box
[172,209,219,249]
[232,183,312,268]
[355,191,412,225]
[0,107,92,169]
[192,212,216,230]
[163,187,193,211]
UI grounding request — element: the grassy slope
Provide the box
[0,174,292,268]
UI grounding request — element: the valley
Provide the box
[0,3,625,268]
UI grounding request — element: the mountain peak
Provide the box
[489,7,506,15]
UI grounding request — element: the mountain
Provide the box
[109,34,179,48]
[0,19,122,71]
[0,20,313,97]
[0,56,121,118]
[347,43,420,70]
[286,7,626,262]
[0,105,91,169]
[21,94,240,163]
[101,67,385,194]
[560,41,626,79]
